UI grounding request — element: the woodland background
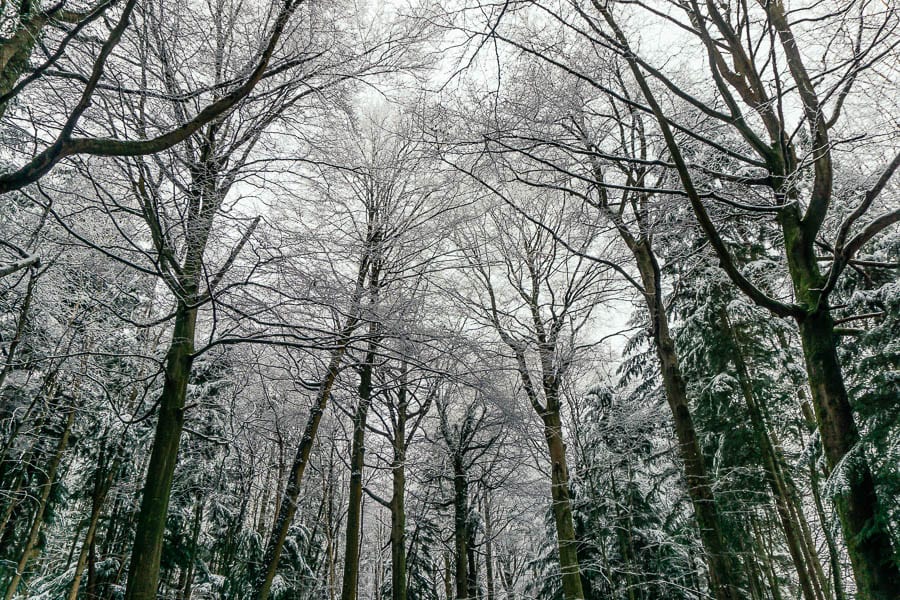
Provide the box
[0,1,898,599]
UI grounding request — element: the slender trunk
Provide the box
[340,345,375,600]
[777,329,846,600]
[453,457,470,600]
[325,444,337,600]
[124,304,198,600]
[482,495,495,600]
[256,460,272,537]
[633,244,740,600]
[0,268,37,391]
[4,407,74,600]
[810,457,846,600]
[178,496,203,600]
[255,343,349,600]
[0,469,26,543]
[752,514,783,600]
[444,553,453,600]
[390,417,407,600]
[540,408,584,600]
[609,468,637,600]
[791,491,831,600]
[66,519,86,571]
[466,532,478,600]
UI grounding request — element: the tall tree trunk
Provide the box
[390,412,408,600]
[179,496,203,600]
[793,307,900,599]
[340,343,375,600]
[540,408,584,600]
[466,531,478,600]
[124,304,198,600]
[776,329,846,600]
[4,406,75,600]
[482,495,495,600]
[752,513,784,600]
[255,240,371,600]
[452,456,470,600]
[610,467,637,600]
[444,552,454,600]
[633,244,741,600]
[809,456,846,600]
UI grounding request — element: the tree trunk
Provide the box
[809,456,846,600]
[633,244,741,600]
[781,207,900,599]
[482,495,495,600]
[540,409,584,600]
[609,468,637,600]
[4,406,75,600]
[68,452,120,600]
[179,496,203,600]
[390,413,408,600]
[777,329,846,600]
[444,553,453,600]
[752,514,784,600]
[124,304,198,600]
[795,311,899,599]
[453,457,470,600]
[466,533,478,600]
[340,345,375,600]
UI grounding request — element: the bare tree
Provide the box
[451,194,614,600]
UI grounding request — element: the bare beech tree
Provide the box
[450,194,615,600]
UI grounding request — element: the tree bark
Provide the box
[179,496,203,600]
[795,309,900,599]
[780,205,900,598]
[124,304,197,600]
[390,407,408,600]
[720,307,822,600]
[452,456,470,600]
[540,408,585,600]
[68,450,120,600]
[482,495,495,600]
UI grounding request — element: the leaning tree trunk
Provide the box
[539,407,585,600]
[721,308,823,600]
[634,243,741,600]
[255,347,347,600]
[68,449,120,600]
